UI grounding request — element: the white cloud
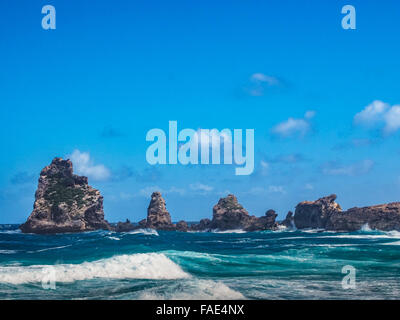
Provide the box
[354,100,389,126]
[383,106,400,134]
[304,183,314,190]
[322,159,374,176]
[271,111,315,138]
[267,185,286,194]
[250,73,280,86]
[244,185,286,195]
[68,150,111,181]
[260,160,269,176]
[354,100,400,134]
[189,183,214,193]
[247,73,280,96]
[135,186,187,198]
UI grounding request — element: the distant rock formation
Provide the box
[22,159,400,234]
[294,194,342,229]
[191,194,278,231]
[141,192,176,230]
[327,203,400,231]
[114,219,136,232]
[190,218,212,231]
[280,211,294,229]
[20,158,111,234]
[175,220,188,232]
[294,194,400,231]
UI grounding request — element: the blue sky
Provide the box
[1,0,400,223]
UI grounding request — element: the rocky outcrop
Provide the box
[280,211,294,228]
[294,195,400,231]
[141,192,175,230]
[190,218,212,231]
[114,219,136,232]
[190,194,278,231]
[327,203,400,231]
[20,158,111,234]
[294,194,342,229]
[175,220,188,232]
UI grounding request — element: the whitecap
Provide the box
[107,236,120,241]
[0,253,189,284]
[28,245,73,253]
[212,229,246,234]
[139,279,245,300]
[126,229,159,236]
[0,250,18,254]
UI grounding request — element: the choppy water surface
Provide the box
[0,225,399,299]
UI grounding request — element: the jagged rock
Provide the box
[326,203,400,231]
[175,220,188,232]
[294,194,341,229]
[138,219,147,228]
[190,218,212,231]
[20,158,111,234]
[143,192,175,230]
[115,219,136,232]
[280,211,294,228]
[246,209,279,231]
[294,195,400,232]
[196,194,279,231]
[209,194,252,230]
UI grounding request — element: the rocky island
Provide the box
[115,191,188,232]
[190,194,280,231]
[20,158,111,234]
[20,158,400,234]
[295,194,400,231]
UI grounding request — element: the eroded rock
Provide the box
[20,158,111,234]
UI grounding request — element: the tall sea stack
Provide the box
[20,158,111,234]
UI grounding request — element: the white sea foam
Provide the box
[360,224,372,231]
[0,253,189,284]
[107,236,121,241]
[0,250,18,254]
[126,229,159,236]
[0,230,21,234]
[212,229,247,234]
[28,245,73,253]
[381,240,400,246]
[139,279,245,300]
[317,233,400,240]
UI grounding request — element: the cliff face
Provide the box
[294,194,342,229]
[294,194,400,231]
[327,203,400,231]
[20,158,110,234]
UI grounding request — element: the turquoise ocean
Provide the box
[0,225,399,299]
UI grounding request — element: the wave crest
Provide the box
[0,253,189,284]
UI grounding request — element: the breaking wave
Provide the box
[0,253,189,285]
[139,279,245,300]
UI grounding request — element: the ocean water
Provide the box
[0,225,399,300]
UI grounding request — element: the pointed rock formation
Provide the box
[144,192,175,230]
[20,158,111,234]
[280,211,294,229]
